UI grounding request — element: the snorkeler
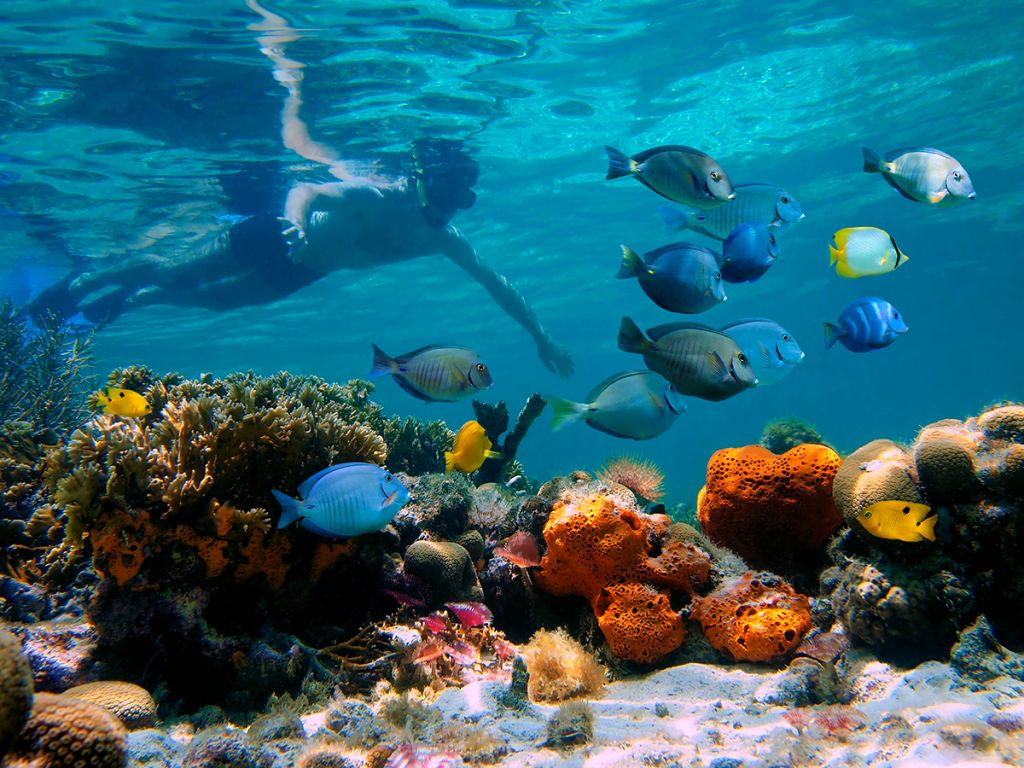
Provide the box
[26,2,574,378]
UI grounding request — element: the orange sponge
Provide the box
[697,444,842,569]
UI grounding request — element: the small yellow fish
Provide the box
[829,227,908,278]
[445,420,502,474]
[856,500,936,542]
[95,387,152,418]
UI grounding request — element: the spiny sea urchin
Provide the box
[598,455,665,502]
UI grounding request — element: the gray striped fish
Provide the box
[863,146,975,206]
[658,182,805,240]
[273,462,409,538]
[369,343,492,402]
[617,317,757,401]
[606,144,735,209]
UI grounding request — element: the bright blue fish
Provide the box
[545,370,685,440]
[824,297,908,352]
[658,182,805,240]
[273,462,410,538]
[616,242,726,314]
[718,223,779,283]
[721,319,804,386]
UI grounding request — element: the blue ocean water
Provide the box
[1,0,1020,505]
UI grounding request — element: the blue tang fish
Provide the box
[545,370,685,440]
[825,297,908,352]
[721,319,804,386]
[617,242,726,314]
[658,182,805,240]
[718,223,779,283]
[273,462,410,538]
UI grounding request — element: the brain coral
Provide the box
[696,444,842,572]
[690,572,812,662]
[5,692,127,768]
[0,629,33,756]
[61,681,156,730]
[536,493,711,663]
[403,540,484,604]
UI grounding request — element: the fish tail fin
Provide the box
[918,515,937,542]
[615,245,644,279]
[544,395,588,432]
[617,316,653,354]
[272,489,303,528]
[605,146,634,180]
[862,146,883,173]
[657,204,695,232]
[444,451,456,474]
[368,344,396,380]
[824,322,846,350]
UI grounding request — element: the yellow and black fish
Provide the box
[856,500,936,542]
[94,387,152,418]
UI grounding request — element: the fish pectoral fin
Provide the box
[484,450,503,460]
[381,490,399,509]
[707,351,729,381]
[928,190,947,204]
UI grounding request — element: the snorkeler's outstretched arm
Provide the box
[441,228,574,378]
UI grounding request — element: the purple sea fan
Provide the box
[445,601,493,627]
[385,744,465,768]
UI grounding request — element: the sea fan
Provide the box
[598,455,665,502]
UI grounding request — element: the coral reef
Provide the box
[5,692,127,768]
[0,629,32,757]
[536,492,711,663]
[690,572,813,663]
[697,443,842,577]
[403,541,484,604]
[520,628,606,702]
[597,455,665,502]
[472,395,546,485]
[400,474,473,540]
[544,700,594,752]
[61,681,157,730]
[949,615,1024,690]
[381,417,454,476]
[759,416,831,455]
[826,403,1024,660]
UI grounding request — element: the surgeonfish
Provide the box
[273,462,409,538]
[605,145,735,209]
[856,500,936,542]
[720,319,804,386]
[718,223,779,283]
[829,227,908,278]
[445,420,502,474]
[617,243,726,314]
[545,370,686,440]
[658,182,805,240]
[94,387,152,417]
[824,297,908,352]
[617,317,757,401]
[862,146,975,206]
[369,344,492,402]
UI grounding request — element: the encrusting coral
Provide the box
[4,692,128,768]
[0,629,33,757]
[60,681,157,730]
[697,443,843,576]
[520,628,607,703]
[536,492,711,663]
[690,572,813,663]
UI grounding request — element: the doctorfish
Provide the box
[617,242,726,314]
[658,182,805,240]
[720,319,804,387]
[273,462,410,539]
[545,370,686,440]
[445,420,502,474]
[369,343,492,402]
[617,317,757,401]
[856,500,936,542]
[605,144,736,209]
[824,297,908,352]
[94,387,152,417]
[718,223,779,283]
[862,146,975,206]
[829,227,908,278]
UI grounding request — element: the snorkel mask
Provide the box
[410,139,479,227]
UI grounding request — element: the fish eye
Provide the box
[893,311,900,319]
[864,511,872,518]
[782,334,791,341]
[953,171,962,180]
[710,170,721,181]
[780,195,790,204]
[715,271,721,279]
[737,353,748,364]
[385,473,393,482]
[475,363,486,371]
[769,235,776,245]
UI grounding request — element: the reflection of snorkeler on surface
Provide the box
[28,0,574,377]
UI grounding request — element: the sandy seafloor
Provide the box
[130,652,1024,768]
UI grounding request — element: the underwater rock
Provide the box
[126,728,185,768]
[0,576,49,623]
[950,615,1024,689]
[403,540,484,604]
[544,700,593,752]
[61,681,157,730]
[473,394,546,485]
[697,443,842,578]
[182,725,262,768]
[0,628,33,757]
[5,691,128,768]
[322,698,387,746]
[10,621,98,691]
[295,742,357,768]
[245,710,305,742]
[404,473,473,539]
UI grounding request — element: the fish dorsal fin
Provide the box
[298,462,370,498]
[647,321,719,341]
[891,146,956,162]
[719,318,777,332]
[643,241,709,262]
[631,145,708,163]
[584,370,651,402]
[396,344,475,362]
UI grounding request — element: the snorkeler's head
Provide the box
[409,138,479,227]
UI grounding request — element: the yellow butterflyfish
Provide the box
[829,227,908,278]
[95,387,152,418]
[445,420,502,474]
[856,500,936,542]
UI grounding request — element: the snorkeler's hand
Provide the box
[277,217,307,249]
[538,337,574,378]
